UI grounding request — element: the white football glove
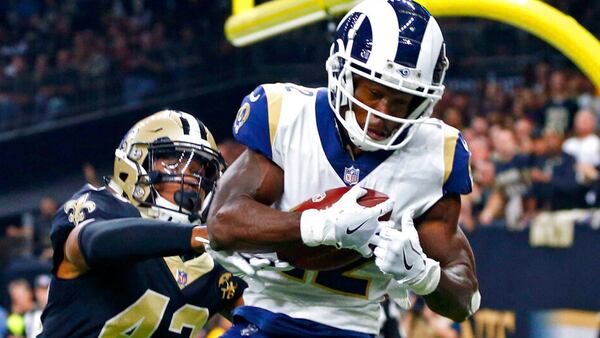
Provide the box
[370,210,441,295]
[208,248,292,292]
[206,246,292,277]
[300,185,395,257]
[238,252,293,272]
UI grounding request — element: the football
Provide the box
[277,186,391,271]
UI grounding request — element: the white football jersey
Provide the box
[232,83,472,334]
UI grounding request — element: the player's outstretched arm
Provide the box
[58,218,208,278]
[207,149,303,251]
[416,194,479,322]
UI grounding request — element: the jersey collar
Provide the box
[315,88,394,186]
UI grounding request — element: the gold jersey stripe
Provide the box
[263,84,284,147]
[443,126,460,184]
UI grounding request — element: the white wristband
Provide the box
[408,257,441,295]
[469,290,481,315]
[300,209,328,247]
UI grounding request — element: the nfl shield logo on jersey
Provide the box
[176,269,188,287]
[343,166,360,185]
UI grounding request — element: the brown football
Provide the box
[277,187,390,271]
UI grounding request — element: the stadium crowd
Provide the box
[0,0,599,337]
[436,66,600,232]
[0,0,227,131]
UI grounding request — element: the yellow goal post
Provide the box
[226,0,600,94]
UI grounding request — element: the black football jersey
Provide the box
[39,184,246,337]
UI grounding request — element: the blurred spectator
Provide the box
[23,274,49,338]
[170,26,205,83]
[0,74,22,130]
[538,70,579,134]
[73,30,110,80]
[569,73,600,117]
[4,223,32,259]
[470,116,489,140]
[4,55,33,116]
[34,48,78,120]
[480,82,508,115]
[442,107,464,130]
[512,87,541,119]
[461,160,496,231]
[6,279,35,338]
[529,128,588,211]
[122,31,166,105]
[480,129,530,228]
[32,54,49,90]
[8,280,35,314]
[530,60,551,94]
[32,197,57,260]
[0,56,28,129]
[522,130,548,222]
[514,118,534,155]
[467,137,490,164]
[82,162,100,187]
[33,275,49,310]
[562,110,600,185]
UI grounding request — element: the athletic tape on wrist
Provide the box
[300,209,325,247]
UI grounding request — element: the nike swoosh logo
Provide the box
[403,248,413,270]
[346,220,368,234]
[249,91,261,102]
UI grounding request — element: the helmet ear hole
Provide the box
[119,172,129,182]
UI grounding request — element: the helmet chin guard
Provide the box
[326,0,449,151]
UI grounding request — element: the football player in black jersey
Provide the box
[39,110,247,337]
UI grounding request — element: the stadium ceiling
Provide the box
[226,0,600,94]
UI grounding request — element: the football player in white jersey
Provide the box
[208,0,480,337]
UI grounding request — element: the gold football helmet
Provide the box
[112,109,224,223]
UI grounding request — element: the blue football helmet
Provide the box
[326,0,449,151]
